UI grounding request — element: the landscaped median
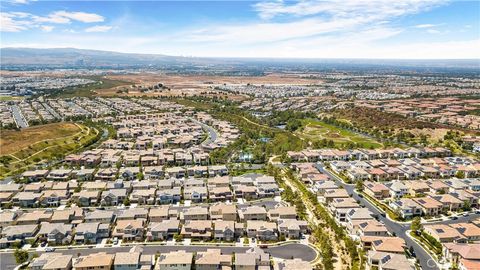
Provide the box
[359,191,405,222]
[406,230,443,263]
[270,165,365,270]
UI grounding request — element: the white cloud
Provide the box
[179,0,448,47]
[84,25,112,32]
[182,17,367,44]
[40,25,54,32]
[253,0,447,20]
[7,0,33,4]
[426,29,441,34]
[51,11,104,23]
[415,23,437,28]
[0,13,29,32]
[0,10,104,32]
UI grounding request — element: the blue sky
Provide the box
[1,0,479,58]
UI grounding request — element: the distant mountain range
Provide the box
[0,47,209,66]
[1,47,479,70]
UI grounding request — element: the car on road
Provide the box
[451,216,458,220]
[45,247,55,252]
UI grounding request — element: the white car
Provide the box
[45,247,56,252]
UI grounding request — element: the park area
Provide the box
[297,119,384,149]
[0,122,99,177]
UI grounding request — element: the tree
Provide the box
[355,179,364,192]
[123,197,131,206]
[14,249,29,264]
[462,201,472,212]
[456,171,466,179]
[411,217,422,235]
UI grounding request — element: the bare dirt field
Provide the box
[95,73,324,100]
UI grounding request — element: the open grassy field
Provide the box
[0,122,100,178]
[297,119,384,148]
[52,76,130,98]
[0,122,81,155]
[0,96,24,101]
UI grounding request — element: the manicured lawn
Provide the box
[297,119,384,148]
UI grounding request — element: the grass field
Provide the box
[0,122,100,178]
[297,119,384,148]
[0,96,24,101]
[1,122,81,155]
[52,77,129,98]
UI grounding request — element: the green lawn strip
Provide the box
[272,166,364,270]
[409,231,442,260]
[359,191,402,221]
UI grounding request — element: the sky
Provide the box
[1,0,479,59]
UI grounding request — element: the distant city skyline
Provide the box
[1,0,479,59]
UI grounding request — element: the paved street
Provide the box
[189,118,219,145]
[315,163,440,270]
[10,105,28,128]
[41,102,61,119]
[0,243,316,270]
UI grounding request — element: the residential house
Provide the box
[413,197,443,216]
[74,222,100,244]
[146,219,180,241]
[30,253,73,270]
[213,220,236,241]
[114,252,140,270]
[73,253,114,270]
[277,219,308,239]
[389,198,422,219]
[37,222,73,245]
[424,224,465,243]
[155,250,193,270]
[239,206,267,221]
[181,220,212,240]
[268,206,297,221]
[209,203,237,221]
[195,249,232,270]
[246,220,277,241]
[113,220,145,241]
[363,181,390,200]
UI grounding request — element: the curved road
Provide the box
[189,118,219,145]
